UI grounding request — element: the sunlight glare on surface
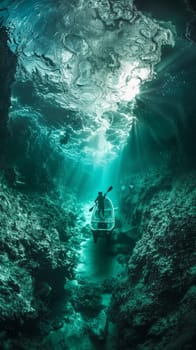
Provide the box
[117,62,150,101]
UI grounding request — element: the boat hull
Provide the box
[90,197,115,237]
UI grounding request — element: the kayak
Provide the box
[90,197,115,242]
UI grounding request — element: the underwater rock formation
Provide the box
[111,170,196,349]
[0,177,79,344]
[0,27,16,154]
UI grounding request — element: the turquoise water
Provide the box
[0,1,196,349]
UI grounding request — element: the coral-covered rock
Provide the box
[111,171,196,349]
[70,282,103,317]
[0,177,79,331]
[0,253,35,323]
[87,309,108,342]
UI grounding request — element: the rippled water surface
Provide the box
[1,0,176,164]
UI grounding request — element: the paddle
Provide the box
[89,185,113,212]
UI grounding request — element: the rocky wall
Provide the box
[0,27,16,156]
[0,177,79,348]
[110,170,196,349]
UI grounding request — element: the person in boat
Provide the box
[95,191,105,219]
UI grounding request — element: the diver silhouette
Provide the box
[95,192,105,219]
